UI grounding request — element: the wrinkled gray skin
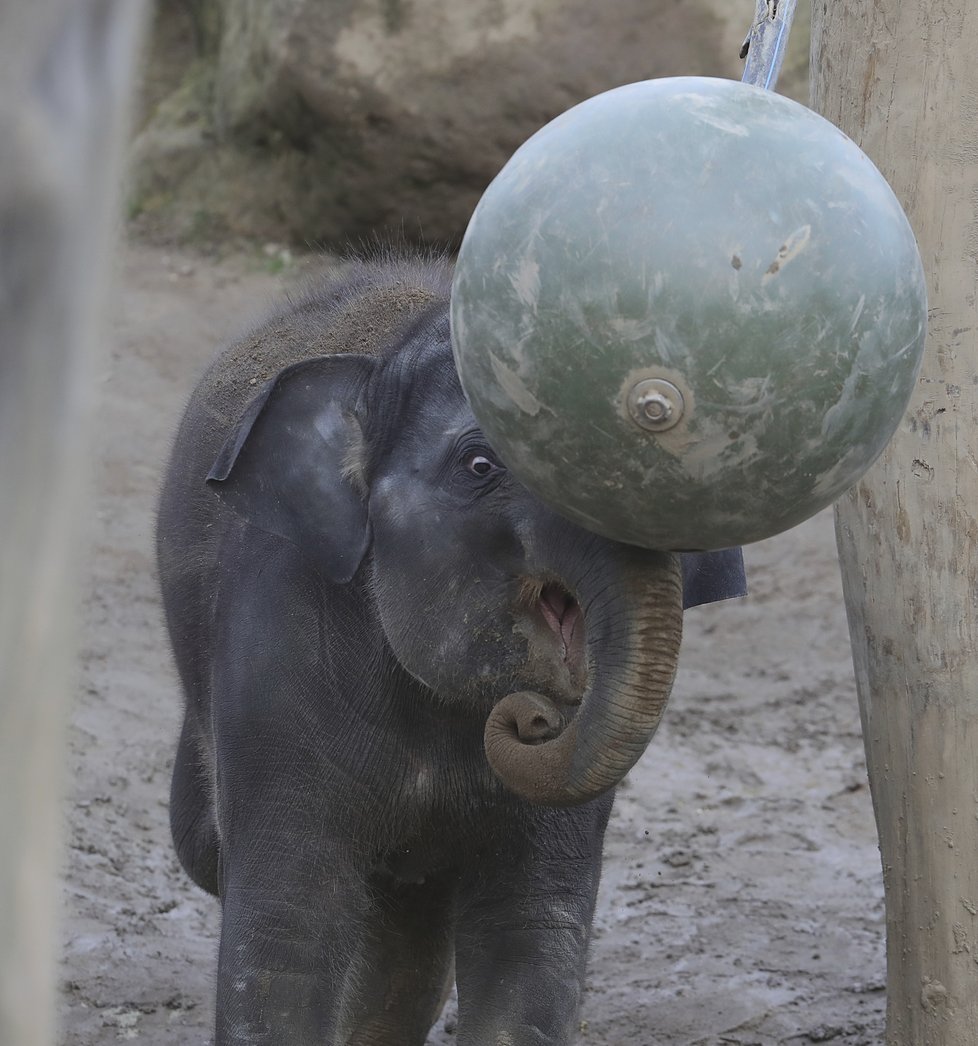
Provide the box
[158,257,697,1046]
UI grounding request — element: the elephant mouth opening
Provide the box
[517,578,587,696]
[538,583,583,661]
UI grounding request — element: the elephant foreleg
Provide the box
[337,872,456,1046]
[452,806,610,1046]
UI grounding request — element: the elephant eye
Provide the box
[464,452,501,478]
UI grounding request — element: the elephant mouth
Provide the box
[516,578,587,698]
[538,583,583,662]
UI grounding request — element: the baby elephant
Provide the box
[157,256,744,1045]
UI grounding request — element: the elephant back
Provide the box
[190,253,453,460]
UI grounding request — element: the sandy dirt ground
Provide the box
[59,241,885,1045]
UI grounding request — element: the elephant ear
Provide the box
[680,549,747,610]
[207,354,376,584]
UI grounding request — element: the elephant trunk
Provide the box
[484,550,683,807]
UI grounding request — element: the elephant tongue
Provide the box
[539,584,583,662]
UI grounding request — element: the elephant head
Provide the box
[206,305,743,807]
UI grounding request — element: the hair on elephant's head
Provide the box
[206,302,742,807]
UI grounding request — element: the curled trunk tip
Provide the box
[484,553,683,806]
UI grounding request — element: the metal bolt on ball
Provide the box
[626,379,685,433]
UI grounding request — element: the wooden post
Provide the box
[812,3,978,1042]
[0,2,147,1043]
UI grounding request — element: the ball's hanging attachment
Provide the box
[741,0,797,90]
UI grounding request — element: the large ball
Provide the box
[451,76,927,550]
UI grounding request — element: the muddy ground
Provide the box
[59,241,885,1045]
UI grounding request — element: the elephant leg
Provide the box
[453,805,611,1046]
[336,873,456,1046]
[169,713,219,895]
[215,844,368,1046]
[211,747,370,1043]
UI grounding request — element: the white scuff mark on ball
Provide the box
[849,294,866,332]
[674,91,751,137]
[692,111,750,137]
[761,224,812,284]
[609,314,657,342]
[509,257,541,310]
[489,351,542,416]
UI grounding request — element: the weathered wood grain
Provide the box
[813,2,978,1041]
